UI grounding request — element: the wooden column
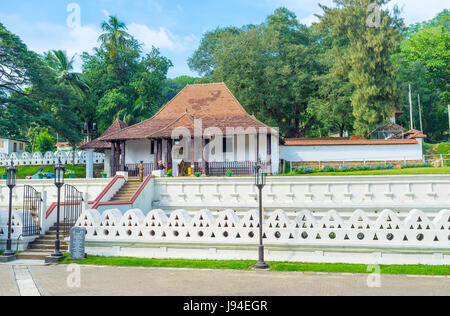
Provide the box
[120,141,126,171]
[110,142,116,176]
[157,139,163,169]
[153,140,158,169]
[190,137,195,166]
[255,133,260,162]
[267,133,272,174]
[202,137,207,175]
[167,139,173,172]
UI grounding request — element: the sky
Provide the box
[1,0,448,78]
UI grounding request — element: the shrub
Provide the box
[401,163,432,169]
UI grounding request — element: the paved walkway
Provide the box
[0,262,449,296]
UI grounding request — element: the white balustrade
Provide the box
[0,151,104,167]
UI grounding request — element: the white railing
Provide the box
[0,151,105,167]
[424,154,450,167]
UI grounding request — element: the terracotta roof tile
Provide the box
[100,83,274,141]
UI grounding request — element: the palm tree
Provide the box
[98,16,132,60]
[44,50,89,98]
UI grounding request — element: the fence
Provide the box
[0,151,105,167]
[124,163,154,177]
[206,161,266,176]
[424,154,450,167]
[22,185,42,237]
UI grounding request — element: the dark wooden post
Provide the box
[157,139,163,169]
[114,142,121,172]
[153,140,158,169]
[110,142,115,176]
[190,137,195,166]
[120,141,126,171]
[267,133,272,174]
[202,137,207,175]
[167,139,173,172]
[255,133,260,162]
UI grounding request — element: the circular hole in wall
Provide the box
[223,231,229,238]
[274,231,281,239]
[198,231,204,237]
[301,232,308,239]
[387,233,394,241]
[248,232,254,238]
[357,233,365,240]
[329,232,336,240]
[416,234,424,241]
[150,230,156,237]
[104,230,109,236]
[173,231,179,237]
[126,230,132,236]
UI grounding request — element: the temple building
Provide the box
[87,83,280,177]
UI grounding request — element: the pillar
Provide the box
[86,149,94,179]
[202,138,207,175]
[120,141,126,171]
[166,139,173,172]
[153,140,158,169]
[110,143,116,176]
[267,133,272,174]
[157,139,163,169]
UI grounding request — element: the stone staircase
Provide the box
[17,225,69,260]
[110,178,142,201]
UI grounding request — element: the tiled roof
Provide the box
[283,138,418,146]
[403,129,427,139]
[80,120,128,151]
[100,83,274,141]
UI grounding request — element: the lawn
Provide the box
[0,165,103,179]
[60,255,450,276]
[282,167,450,177]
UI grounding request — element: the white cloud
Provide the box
[266,0,448,25]
[128,23,198,52]
[386,0,448,24]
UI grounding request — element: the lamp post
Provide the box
[2,159,17,259]
[51,158,65,258]
[254,162,269,270]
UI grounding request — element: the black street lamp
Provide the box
[2,159,17,259]
[51,158,65,258]
[254,162,269,270]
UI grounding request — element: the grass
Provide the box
[0,165,103,179]
[281,167,450,177]
[60,254,450,276]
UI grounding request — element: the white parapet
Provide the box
[75,208,450,265]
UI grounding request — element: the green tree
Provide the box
[82,17,172,132]
[394,10,449,141]
[317,0,404,136]
[162,76,199,104]
[189,8,321,137]
[34,128,55,153]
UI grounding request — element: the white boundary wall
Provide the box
[76,207,450,265]
[152,175,450,212]
[75,174,450,265]
[280,141,423,162]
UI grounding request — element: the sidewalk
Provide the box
[0,262,448,296]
